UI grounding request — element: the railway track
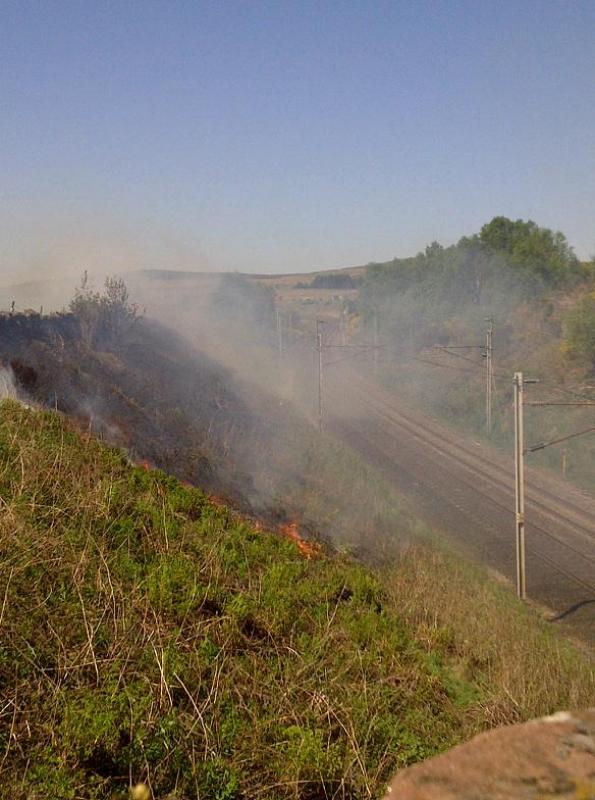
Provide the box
[332,416,595,600]
[326,366,595,643]
[347,372,595,547]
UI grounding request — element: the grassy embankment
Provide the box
[0,401,592,799]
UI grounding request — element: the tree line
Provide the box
[360,216,595,368]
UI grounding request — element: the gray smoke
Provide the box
[0,366,18,401]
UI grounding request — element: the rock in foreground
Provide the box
[383,709,595,799]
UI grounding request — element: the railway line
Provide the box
[326,365,595,644]
[348,371,595,547]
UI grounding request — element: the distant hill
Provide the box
[0,263,366,316]
[247,263,366,290]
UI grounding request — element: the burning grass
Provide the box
[280,522,322,560]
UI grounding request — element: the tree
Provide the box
[479,216,583,288]
[69,274,141,348]
[564,292,595,371]
[102,276,140,341]
[69,272,103,346]
[310,273,359,289]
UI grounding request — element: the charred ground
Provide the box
[0,308,415,558]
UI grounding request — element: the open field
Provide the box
[246,264,366,287]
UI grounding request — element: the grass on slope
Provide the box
[0,401,472,800]
[388,546,594,725]
[0,401,592,800]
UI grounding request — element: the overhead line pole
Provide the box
[373,308,379,373]
[431,322,496,434]
[276,309,283,358]
[513,372,539,600]
[513,375,594,599]
[485,318,493,436]
[314,316,385,430]
[316,319,324,433]
[513,372,526,599]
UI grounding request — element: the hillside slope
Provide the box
[0,400,471,799]
[0,310,440,559]
[0,312,254,502]
[0,402,593,799]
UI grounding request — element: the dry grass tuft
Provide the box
[388,545,594,728]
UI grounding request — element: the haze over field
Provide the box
[2,0,595,285]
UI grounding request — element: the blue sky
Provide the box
[1,0,594,279]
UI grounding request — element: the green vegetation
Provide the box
[390,545,594,723]
[564,290,595,370]
[478,216,585,289]
[0,400,592,799]
[0,401,466,799]
[296,274,360,290]
[356,216,595,490]
[70,273,142,349]
[361,216,588,339]
[361,216,589,347]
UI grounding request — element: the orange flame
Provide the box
[280,522,320,560]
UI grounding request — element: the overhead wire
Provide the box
[431,346,484,365]
[526,426,595,453]
[324,349,373,368]
[526,401,595,407]
[413,357,483,376]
